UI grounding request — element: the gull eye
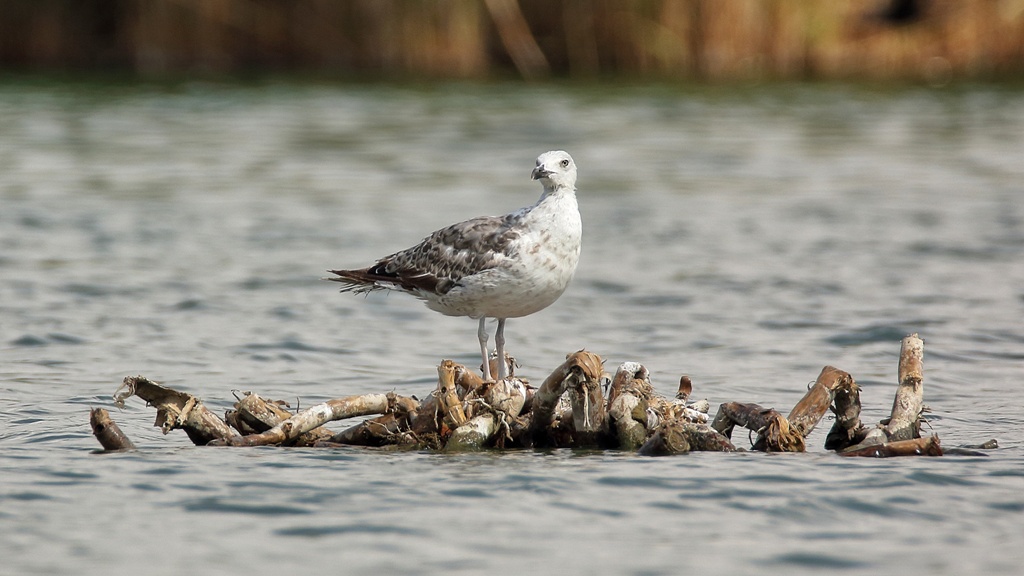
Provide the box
[560,159,570,168]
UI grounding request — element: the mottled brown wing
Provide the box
[328,213,523,295]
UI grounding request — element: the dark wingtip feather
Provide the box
[325,268,379,293]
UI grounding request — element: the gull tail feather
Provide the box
[325,268,393,294]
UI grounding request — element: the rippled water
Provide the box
[2,81,1023,575]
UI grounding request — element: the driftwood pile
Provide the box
[90,333,994,457]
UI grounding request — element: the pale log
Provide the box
[883,333,926,441]
[211,393,418,447]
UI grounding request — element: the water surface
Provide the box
[1,81,1023,575]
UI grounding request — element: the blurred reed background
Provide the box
[1,0,1022,82]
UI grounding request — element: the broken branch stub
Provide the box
[527,350,604,447]
[825,375,868,451]
[437,360,468,430]
[607,362,654,451]
[113,376,234,446]
[884,333,925,442]
[89,408,136,451]
[786,366,846,439]
[567,365,606,443]
[676,375,693,402]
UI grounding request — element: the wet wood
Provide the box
[566,362,606,445]
[825,374,868,451]
[710,366,854,452]
[444,413,499,452]
[839,435,943,458]
[113,375,235,446]
[325,413,414,447]
[527,350,604,447]
[638,420,735,456]
[89,408,136,451]
[710,401,804,452]
[607,362,653,451]
[787,366,846,438]
[711,402,777,440]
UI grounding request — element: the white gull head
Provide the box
[532,150,577,191]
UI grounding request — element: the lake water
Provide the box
[2,80,1023,575]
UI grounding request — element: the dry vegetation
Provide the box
[2,0,1023,81]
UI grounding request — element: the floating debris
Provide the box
[96,334,994,459]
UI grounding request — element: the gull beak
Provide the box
[532,166,550,180]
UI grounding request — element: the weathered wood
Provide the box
[608,393,648,451]
[527,350,603,447]
[444,413,499,452]
[649,375,709,426]
[485,351,516,385]
[326,412,419,447]
[754,414,805,452]
[675,375,693,402]
[638,420,735,456]
[226,391,334,446]
[89,408,136,451]
[638,420,690,456]
[825,374,868,451]
[607,362,653,450]
[210,392,418,447]
[567,363,607,445]
[227,391,293,433]
[104,336,965,458]
[787,366,844,438]
[113,376,235,446]
[437,360,468,431]
[467,377,528,421]
[711,402,777,440]
[883,333,926,441]
[607,362,649,407]
[454,361,486,398]
[710,402,804,452]
[839,435,942,458]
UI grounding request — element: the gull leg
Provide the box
[495,318,507,380]
[478,317,492,382]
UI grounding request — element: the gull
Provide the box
[328,150,581,382]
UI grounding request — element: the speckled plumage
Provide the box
[328,150,582,381]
